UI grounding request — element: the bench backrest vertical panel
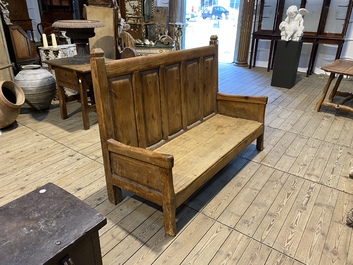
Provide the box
[198,57,205,121]
[162,64,183,136]
[202,56,217,116]
[138,69,163,147]
[184,59,201,126]
[110,77,138,147]
[159,66,169,141]
[180,61,188,130]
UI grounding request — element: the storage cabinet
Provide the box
[40,0,86,23]
[250,0,353,75]
[40,0,73,22]
[0,16,13,80]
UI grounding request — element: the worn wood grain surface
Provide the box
[2,63,353,264]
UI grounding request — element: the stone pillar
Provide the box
[169,0,185,49]
[168,0,183,24]
[236,0,255,67]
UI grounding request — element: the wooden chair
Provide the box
[7,24,38,72]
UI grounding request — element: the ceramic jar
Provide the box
[0,81,25,129]
[14,65,56,111]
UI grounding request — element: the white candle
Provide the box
[51,33,57,48]
[42,34,48,48]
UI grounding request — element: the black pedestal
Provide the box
[271,40,303,89]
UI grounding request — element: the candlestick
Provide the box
[42,34,48,48]
[51,33,58,48]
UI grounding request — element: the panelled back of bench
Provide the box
[91,43,218,149]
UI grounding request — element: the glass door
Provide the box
[184,0,239,62]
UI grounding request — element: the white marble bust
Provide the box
[279,5,308,42]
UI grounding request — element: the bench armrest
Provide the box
[217,93,268,123]
[106,139,176,235]
[107,139,174,169]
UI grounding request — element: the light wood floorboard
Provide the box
[2,63,353,264]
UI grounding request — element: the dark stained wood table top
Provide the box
[45,57,92,73]
[0,183,106,265]
[45,57,112,74]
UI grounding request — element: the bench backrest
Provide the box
[90,36,219,149]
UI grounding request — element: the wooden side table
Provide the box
[46,58,95,130]
[0,183,106,265]
[316,59,353,113]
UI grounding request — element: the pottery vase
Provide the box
[14,65,56,111]
[0,80,25,129]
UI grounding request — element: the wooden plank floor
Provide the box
[2,64,353,264]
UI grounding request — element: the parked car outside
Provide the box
[186,11,198,21]
[202,6,229,20]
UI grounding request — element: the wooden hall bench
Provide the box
[90,36,268,236]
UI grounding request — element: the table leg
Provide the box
[267,39,274,72]
[315,72,335,112]
[79,78,90,130]
[328,74,343,102]
[57,84,68,119]
[89,85,95,105]
[270,40,278,70]
[253,39,259,67]
[249,37,256,69]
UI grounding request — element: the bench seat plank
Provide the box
[155,114,263,205]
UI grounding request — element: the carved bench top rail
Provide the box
[101,45,218,77]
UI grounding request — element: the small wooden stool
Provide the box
[316,59,353,113]
[0,183,106,265]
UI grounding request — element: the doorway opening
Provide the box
[184,0,239,63]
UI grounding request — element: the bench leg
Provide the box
[256,134,264,151]
[163,202,177,236]
[107,185,123,205]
